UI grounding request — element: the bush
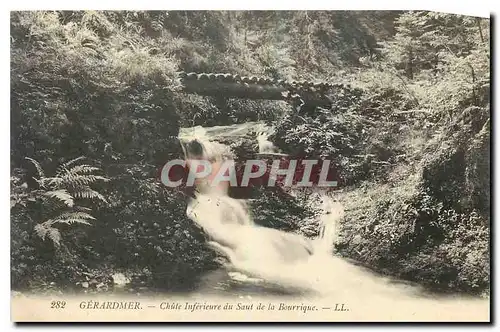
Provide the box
[11,10,490,296]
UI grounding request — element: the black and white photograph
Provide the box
[9,9,491,322]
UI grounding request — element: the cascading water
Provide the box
[176,123,488,321]
[180,124,318,265]
[178,123,397,294]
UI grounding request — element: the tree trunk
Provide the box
[476,17,485,43]
[406,48,414,80]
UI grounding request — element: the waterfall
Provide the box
[177,123,347,292]
[176,123,489,323]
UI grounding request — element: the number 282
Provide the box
[50,301,66,309]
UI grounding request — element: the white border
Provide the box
[2,2,496,331]
[3,0,495,17]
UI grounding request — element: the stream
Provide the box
[171,122,489,320]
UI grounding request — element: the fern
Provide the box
[23,156,108,248]
[75,206,92,212]
[55,156,87,178]
[51,217,93,226]
[34,223,61,247]
[56,211,96,221]
[51,211,95,225]
[35,211,94,246]
[45,176,64,188]
[34,223,48,239]
[66,164,100,174]
[47,227,62,247]
[44,189,74,207]
[39,195,70,215]
[54,162,109,189]
[73,187,108,203]
[25,157,46,187]
[62,174,109,187]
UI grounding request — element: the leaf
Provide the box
[68,165,100,174]
[45,177,64,188]
[34,223,48,240]
[34,223,61,247]
[73,187,108,203]
[25,157,45,180]
[52,217,92,226]
[47,227,61,247]
[55,156,86,177]
[75,206,92,212]
[51,211,95,225]
[44,189,74,207]
[63,174,109,187]
[56,211,96,221]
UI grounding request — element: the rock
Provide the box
[112,273,130,287]
[11,290,23,298]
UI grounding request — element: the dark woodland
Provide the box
[10,11,490,296]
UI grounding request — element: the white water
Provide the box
[178,124,489,321]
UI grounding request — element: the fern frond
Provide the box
[62,174,109,187]
[89,175,110,182]
[55,156,86,177]
[47,227,61,247]
[52,217,92,226]
[56,211,96,221]
[75,206,92,212]
[39,196,68,214]
[68,164,101,174]
[34,223,48,240]
[25,157,45,180]
[44,189,74,207]
[45,177,65,188]
[34,223,61,247]
[73,187,108,203]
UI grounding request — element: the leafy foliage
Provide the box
[17,156,108,247]
[10,10,490,295]
[11,157,108,289]
[328,12,490,294]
